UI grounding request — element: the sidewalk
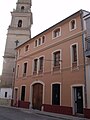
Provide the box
[22,108,90,120]
[0,105,89,120]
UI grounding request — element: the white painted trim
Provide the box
[38,55,45,74]
[52,27,61,39]
[70,43,79,70]
[14,87,18,89]
[42,35,46,44]
[24,44,30,53]
[51,49,62,72]
[34,39,38,48]
[22,61,28,77]
[20,85,26,101]
[38,37,42,46]
[34,35,46,48]
[51,82,61,105]
[29,81,45,108]
[71,84,85,115]
[32,55,45,75]
[69,19,77,31]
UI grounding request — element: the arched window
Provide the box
[52,27,61,38]
[69,19,76,31]
[21,6,24,11]
[18,20,22,27]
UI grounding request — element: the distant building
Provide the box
[13,9,90,118]
[0,88,12,99]
[1,0,33,97]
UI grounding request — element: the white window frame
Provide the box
[70,43,79,70]
[52,27,61,39]
[20,85,26,101]
[32,57,39,75]
[69,19,77,31]
[34,35,46,48]
[24,44,29,52]
[32,56,45,75]
[38,37,42,46]
[34,39,38,48]
[51,49,62,72]
[42,35,46,44]
[22,61,28,77]
[38,55,45,74]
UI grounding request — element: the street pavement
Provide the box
[0,105,89,120]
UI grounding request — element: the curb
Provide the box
[0,105,89,120]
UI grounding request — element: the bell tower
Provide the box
[1,0,33,87]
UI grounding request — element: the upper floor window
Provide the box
[25,45,29,52]
[69,19,76,31]
[34,35,46,47]
[70,43,78,69]
[18,20,22,27]
[16,65,19,78]
[23,62,27,77]
[35,40,38,47]
[42,35,45,44]
[52,28,61,39]
[33,56,44,75]
[52,50,61,71]
[33,59,38,75]
[38,57,44,74]
[38,38,42,46]
[21,6,24,11]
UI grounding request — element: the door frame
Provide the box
[71,84,85,115]
[20,85,26,101]
[51,82,61,105]
[30,81,45,109]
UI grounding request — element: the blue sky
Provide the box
[0,0,90,75]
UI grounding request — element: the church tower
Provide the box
[1,0,33,87]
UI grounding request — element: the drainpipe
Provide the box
[80,10,87,108]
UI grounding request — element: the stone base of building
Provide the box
[11,99,30,109]
[11,101,90,119]
[42,104,73,115]
[18,100,30,109]
[84,108,90,119]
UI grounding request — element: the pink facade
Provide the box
[13,10,90,118]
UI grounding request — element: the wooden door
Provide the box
[32,83,43,110]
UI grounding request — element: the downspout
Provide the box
[80,10,87,108]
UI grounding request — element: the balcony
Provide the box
[85,36,90,57]
[53,65,60,71]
